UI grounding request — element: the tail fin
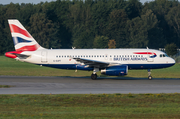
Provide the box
[8,19,44,51]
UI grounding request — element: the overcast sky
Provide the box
[1,0,154,5]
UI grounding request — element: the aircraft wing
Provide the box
[73,58,119,68]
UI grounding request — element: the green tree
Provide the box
[91,0,111,35]
[0,4,15,54]
[93,36,109,48]
[53,0,72,48]
[17,3,35,26]
[126,17,148,48]
[147,0,179,48]
[29,13,58,49]
[165,43,178,56]
[141,9,164,48]
[2,0,180,54]
[5,3,20,19]
[125,0,142,19]
[166,5,180,47]
[107,9,129,48]
[72,24,94,48]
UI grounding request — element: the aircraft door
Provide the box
[147,51,154,62]
[41,51,47,63]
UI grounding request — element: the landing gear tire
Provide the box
[148,76,152,80]
[147,69,152,80]
[91,73,97,80]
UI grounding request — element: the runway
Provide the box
[0,76,180,94]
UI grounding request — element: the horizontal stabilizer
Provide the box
[5,51,30,59]
[12,53,30,59]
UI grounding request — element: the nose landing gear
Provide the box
[148,69,152,80]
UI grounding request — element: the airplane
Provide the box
[5,19,176,80]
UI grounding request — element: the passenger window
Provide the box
[160,54,162,57]
[163,54,165,57]
[94,55,96,57]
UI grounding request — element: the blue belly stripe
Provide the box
[38,63,175,70]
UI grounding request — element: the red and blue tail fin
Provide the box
[8,19,44,51]
[5,19,44,59]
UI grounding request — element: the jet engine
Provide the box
[101,65,128,76]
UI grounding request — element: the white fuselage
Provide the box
[18,48,175,70]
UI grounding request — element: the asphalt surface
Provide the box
[0,76,180,94]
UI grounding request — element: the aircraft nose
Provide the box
[169,58,176,64]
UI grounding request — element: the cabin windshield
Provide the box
[165,53,169,57]
[160,53,169,57]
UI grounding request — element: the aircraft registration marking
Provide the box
[53,60,61,62]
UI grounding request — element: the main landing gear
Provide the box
[91,73,97,80]
[91,68,99,80]
[148,69,152,80]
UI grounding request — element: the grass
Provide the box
[0,93,180,118]
[0,56,179,78]
[0,85,13,88]
[0,56,180,118]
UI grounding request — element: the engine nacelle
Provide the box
[101,65,128,76]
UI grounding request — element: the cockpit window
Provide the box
[160,54,168,57]
[165,53,169,57]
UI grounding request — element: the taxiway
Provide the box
[0,76,180,94]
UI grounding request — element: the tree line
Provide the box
[0,0,180,55]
